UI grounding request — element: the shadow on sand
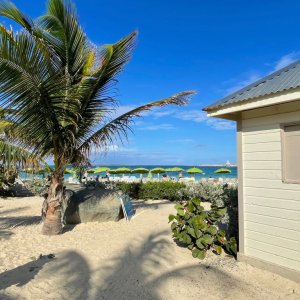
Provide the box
[0,231,260,300]
[0,216,41,230]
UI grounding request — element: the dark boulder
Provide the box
[63,184,124,224]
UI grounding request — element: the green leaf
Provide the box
[175,203,184,210]
[195,229,203,239]
[171,222,177,230]
[187,201,195,212]
[168,214,176,223]
[181,233,192,244]
[218,230,226,237]
[206,226,218,235]
[202,234,214,245]
[216,207,227,216]
[214,245,222,255]
[184,213,191,220]
[192,248,205,259]
[187,227,196,238]
[191,215,207,230]
[191,198,200,206]
[196,239,205,249]
[177,209,185,216]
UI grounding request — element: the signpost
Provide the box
[119,193,135,220]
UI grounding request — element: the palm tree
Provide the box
[0,0,195,235]
[0,108,40,169]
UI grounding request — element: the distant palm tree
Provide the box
[0,0,195,235]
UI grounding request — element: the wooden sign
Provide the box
[120,194,135,220]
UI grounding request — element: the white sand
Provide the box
[0,196,299,300]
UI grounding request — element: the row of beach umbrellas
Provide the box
[21,166,231,176]
[85,167,231,175]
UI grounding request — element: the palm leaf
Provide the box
[77,91,195,155]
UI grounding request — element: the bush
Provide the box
[139,181,186,201]
[169,198,237,259]
[115,182,142,198]
[114,181,186,201]
[0,167,18,196]
[24,179,48,195]
[223,184,238,245]
[113,181,239,245]
[177,181,224,203]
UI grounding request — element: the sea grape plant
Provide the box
[169,198,237,259]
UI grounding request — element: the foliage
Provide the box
[169,198,237,259]
[115,182,142,198]
[0,166,18,195]
[178,181,224,204]
[223,184,238,244]
[0,0,195,234]
[114,181,186,201]
[139,182,186,201]
[24,179,48,196]
[0,0,194,173]
[176,182,239,244]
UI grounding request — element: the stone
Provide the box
[63,184,124,224]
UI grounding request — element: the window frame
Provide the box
[280,122,300,184]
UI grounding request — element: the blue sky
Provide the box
[6,0,300,165]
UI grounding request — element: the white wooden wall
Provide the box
[241,103,300,272]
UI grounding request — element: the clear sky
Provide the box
[5,0,300,165]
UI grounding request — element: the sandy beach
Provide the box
[0,196,299,300]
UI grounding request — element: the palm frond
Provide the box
[76,91,196,155]
[0,0,34,32]
[0,139,39,168]
[73,32,137,145]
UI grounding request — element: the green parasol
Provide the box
[93,167,110,174]
[114,167,132,174]
[65,168,74,174]
[186,167,203,175]
[132,168,149,174]
[166,167,184,172]
[214,168,231,174]
[150,167,166,179]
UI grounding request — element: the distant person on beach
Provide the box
[162,174,169,181]
[106,170,110,181]
[178,171,183,179]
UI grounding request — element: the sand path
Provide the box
[0,196,299,300]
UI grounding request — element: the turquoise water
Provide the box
[19,165,237,180]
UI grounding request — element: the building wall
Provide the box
[240,101,300,273]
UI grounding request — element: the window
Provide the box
[282,124,300,183]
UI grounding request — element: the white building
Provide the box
[204,60,300,282]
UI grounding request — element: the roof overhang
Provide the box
[203,87,300,121]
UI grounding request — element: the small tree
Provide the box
[0,0,195,235]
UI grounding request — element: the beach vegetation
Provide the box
[115,181,186,201]
[169,198,237,259]
[0,0,194,235]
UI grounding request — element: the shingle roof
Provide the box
[203,60,300,111]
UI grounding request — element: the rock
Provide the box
[63,184,124,224]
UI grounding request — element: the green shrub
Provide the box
[223,184,238,245]
[138,181,186,201]
[178,181,224,203]
[24,179,48,195]
[0,166,18,196]
[113,181,239,247]
[113,181,186,201]
[115,182,142,198]
[169,198,237,259]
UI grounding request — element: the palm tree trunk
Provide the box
[41,172,64,235]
